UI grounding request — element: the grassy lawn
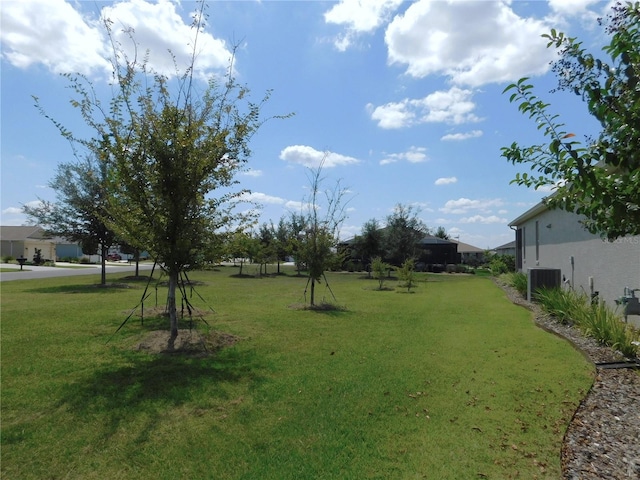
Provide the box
[1,268,593,479]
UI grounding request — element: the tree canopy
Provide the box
[502,1,640,239]
[35,4,287,347]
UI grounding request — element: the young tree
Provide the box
[23,158,117,285]
[271,217,290,274]
[398,258,417,293]
[383,204,428,266]
[502,2,640,239]
[37,5,287,348]
[371,256,391,290]
[297,158,349,307]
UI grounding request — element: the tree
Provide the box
[502,2,640,239]
[354,218,384,275]
[286,212,308,276]
[371,256,391,290]
[297,158,349,307]
[23,157,117,285]
[383,204,428,266]
[398,258,417,293]
[434,226,450,240]
[271,217,290,274]
[38,4,287,348]
[255,223,276,275]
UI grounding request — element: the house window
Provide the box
[535,221,540,262]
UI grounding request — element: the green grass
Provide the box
[1,268,593,479]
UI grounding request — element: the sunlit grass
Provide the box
[1,267,593,479]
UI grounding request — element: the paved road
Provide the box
[0,262,156,282]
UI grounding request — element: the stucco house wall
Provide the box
[1,226,56,260]
[509,205,640,322]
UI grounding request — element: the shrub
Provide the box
[2,255,15,263]
[535,287,639,358]
[79,257,92,264]
[508,272,528,298]
[535,287,589,325]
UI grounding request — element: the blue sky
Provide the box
[1,0,611,249]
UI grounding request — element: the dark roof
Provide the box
[494,240,516,251]
[0,225,47,241]
[417,235,456,246]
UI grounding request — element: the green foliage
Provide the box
[371,256,390,290]
[296,158,350,305]
[535,287,639,357]
[535,287,590,325]
[510,272,528,297]
[502,3,640,239]
[352,218,384,269]
[489,254,515,275]
[397,258,417,292]
[384,204,428,266]
[2,255,15,263]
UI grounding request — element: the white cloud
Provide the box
[548,0,603,17]
[1,0,109,76]
[324,0,403,50]
[385,0,555,86]
[239,192,285,205]
[279,145,360,168]
[434,177,457,186]
[368,87,480,129]
[0,0,231,79]
[441,130,483,142]
[242,169,263,177]
[440,198,505,215]
[459,215,507,224]
[2,207,23,215]
[380,146,428,165]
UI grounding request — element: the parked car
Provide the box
[107,253,122,261]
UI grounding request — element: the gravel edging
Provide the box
[495,280,640,480]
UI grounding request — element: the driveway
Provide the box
[0,262,156,282]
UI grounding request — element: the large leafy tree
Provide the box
[39,5,285,348]
[502,1,640,239]
[383,204,428,266]
[354,218,384,272]
[23,157,117,285]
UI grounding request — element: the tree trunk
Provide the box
[100,244,107,285]
[167,268,179,350]
[310,278,316,306]
[135,249,140,277]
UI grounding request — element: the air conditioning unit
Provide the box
[527,268,561,302]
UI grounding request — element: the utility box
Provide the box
[527,268,561,302]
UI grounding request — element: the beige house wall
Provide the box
[513,207,640,325]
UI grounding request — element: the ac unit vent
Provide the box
[527,268,561,302]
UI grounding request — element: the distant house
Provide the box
[493,240,516,257]
[451,239,485,265]
[0,226,56,260]
[508,202,640,321]
[339,232,459,270]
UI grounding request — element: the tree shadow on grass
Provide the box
[26,283,134,294]
[56,346,265,444]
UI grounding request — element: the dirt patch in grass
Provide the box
[134,329,240,357]
[287,302,347,312]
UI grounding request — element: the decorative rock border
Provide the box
[496,280,640,479]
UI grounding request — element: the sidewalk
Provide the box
[0,261,155,282]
